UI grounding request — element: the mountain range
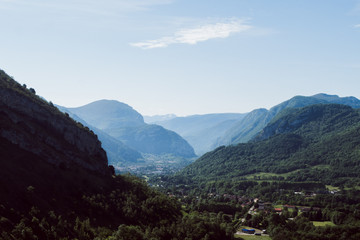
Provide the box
[213,93,360,148]
[145,94,360,156]
[2,67,360,239]
[61,100,196,167]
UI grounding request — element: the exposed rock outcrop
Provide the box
[0,70,108,173]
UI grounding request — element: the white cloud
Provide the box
[130,19,252,49]
[354,24,360,28]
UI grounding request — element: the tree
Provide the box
[112,225,144,240]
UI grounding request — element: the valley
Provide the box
[1,68,360,239]
[2,1,360,239]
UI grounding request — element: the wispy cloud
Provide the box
[130,19,252,49]
[354,24,360,28]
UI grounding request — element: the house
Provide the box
[242,229,255,234]
[284,204,296,209]
[300,207,311,212]
[274,208,282,212]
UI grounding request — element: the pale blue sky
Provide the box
[1,0,359,116]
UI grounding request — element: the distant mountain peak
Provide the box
[67,99,144,129]
[312,93,339,98]
[64,100,196,159]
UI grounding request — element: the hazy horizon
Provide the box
[1,0,359,116]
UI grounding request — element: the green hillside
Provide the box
[177,104,360,189]
[214,94,360,147]
[157,103,360,240]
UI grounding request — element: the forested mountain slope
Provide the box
[214,94,360,147]
[178,104,360,188]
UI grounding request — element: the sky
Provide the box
[0,0,360,116]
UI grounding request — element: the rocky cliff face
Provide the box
[0,70,108,173]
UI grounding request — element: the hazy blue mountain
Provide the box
[214,94,360,147]
[65,100,196,158]
[212,109,269,147]
[109,124,196,157]
[154,113,246,155]
[93,129,144,166]
[312,93,360,108]
[58,106,143,166]
[67,100,144,129]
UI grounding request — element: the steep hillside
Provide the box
[178,104,360,188]
[215,94,360,147]
[65,100,196,158]
[0,71,108,173]
[154,113,246,155]
[212,108,268,146]
[254,104,359,142]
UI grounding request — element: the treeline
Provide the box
[0,174,234,240]
[263,211,360,240]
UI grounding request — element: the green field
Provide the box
[312,221,335,227]
[243,165,332,181]
[243,171,295,180]
[235,234,272,240]
[325,185,340,191]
